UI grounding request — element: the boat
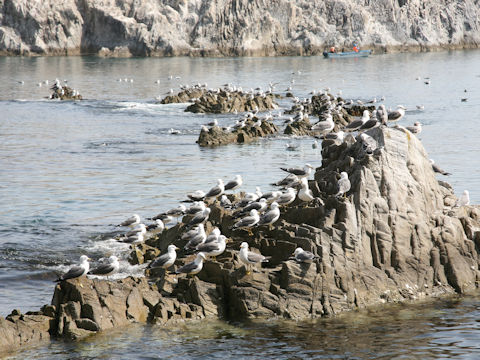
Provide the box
[323,50,372,58]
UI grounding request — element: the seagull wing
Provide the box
[258,210,279,225]
[56,265,85,282]
[149,253,172,268]
[247,252,267,264]
[88,264,115,275]
[296,251,315,262]
[196,242,221,253]
[175,260,198,274]
[119,216,136,226]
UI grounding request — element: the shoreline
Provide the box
[0,43,479,58]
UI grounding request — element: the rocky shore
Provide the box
[2,123,480,355]
[1,0,479,56]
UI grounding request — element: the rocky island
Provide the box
[2,122,479,355]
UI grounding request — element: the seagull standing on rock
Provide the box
[196,235,227,259]
[257,202,280,230]
[298,178,314,203]
[88,256,120,279]
[119,214,141,227]
[335,172,351,198]
[175,253,206,277]
[311,113,334,134]
[387,105,406,124]
[276,188,297,207]
[455,190,470,207]
[148,245,178,270]
[232,209,260,235]
[186,208,211,228]
[184,223,207,250]
[205,179,225,199]
[54,255,90,282]
[238,242,269,275]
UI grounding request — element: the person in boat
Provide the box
[353,43,359,52]
[329,46,336,53]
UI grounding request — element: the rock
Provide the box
[1,1,479,56]
[197,118,279,147]
[49,85,82,100]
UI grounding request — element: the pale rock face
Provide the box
[1,0,479,56]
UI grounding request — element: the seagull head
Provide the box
[80,255,90,263]
[240,242,249,250]
[212,227,221,236]
[249,209,259,216]
[340,172,348,179]
[197,252,207,261]
[217,179,224,185]
[305,163,314,170]
[108,255,118,263]
[167,244,179,252]
[271,202,279,209]
[293,247,304,256]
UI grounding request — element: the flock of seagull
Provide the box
[54,162,329,282]
[53,82,468,285]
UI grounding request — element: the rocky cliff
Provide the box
[0,0,479,56]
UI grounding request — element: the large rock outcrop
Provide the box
[1,0,479,56]
[3,125,480,355]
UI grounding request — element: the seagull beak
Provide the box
[175,246,180,250]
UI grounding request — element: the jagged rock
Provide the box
[1,1,479,56]
[284,118,312,136]
[344,104,376,117]
[197,119,278,147]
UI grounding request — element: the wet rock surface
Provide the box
[3,126,480,354]
[197,118,279,147]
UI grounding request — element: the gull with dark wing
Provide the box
[272,174,300,189]
[184,223,207,250]
[292,248,317,263]
[238,242,269,275]
[186,208,211,228]
[280,164,314,179]
[311,113,334,134]
[122,232,144,245]
[119,214,141,227]
[204,227,221,244]
[146,219,165,232]
[187,190,206,202]
[257,202,280,230]
[88,256,119,279]
[148,245,178,270]
[388,105,406,124]
[186,201,206,215]
[335,172,351,198]
[233,198,268,218]
[345,110,369,131]
[54,255,90,282]
[430,159,451,176]
[224,175,243,193]
[175,252,206,277]
[205,179,225,199]
[232,209,260,235]
[196,235,227,259]
[276,188,297,207]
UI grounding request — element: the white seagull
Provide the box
[238,242,269,275]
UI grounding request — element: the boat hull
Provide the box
[323,50,372,58]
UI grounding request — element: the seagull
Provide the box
[169,128,180,135]
[148,245,178,270]
[292,248,317,263]
[175,252,206,276]
[260,191,282,203]
[429,159,451,176]
[359,133,377,154]
[312,140,319,149]
[186,208,211,228]
[285,143,299,151]
[276,188,297,207]
[122,232,144,245]
[205,179,225,199]
[377,104,388,125]
[280,164,314,179]
[196,235,227,259]
[186,201,206,215]
[88,256,119,279]
[54,255,90,282]
[187,190,206,202]
[238,242,269,275]
[257,202,280,229]
[224,175,243,192]
[298,178,314,203]
[220,195,232,208]
[234,198,268,218]
[336,172,351,198]
[311,113,334,133]
[345,111,369,131]
[204,227,221,244]
[406,122,422,135]
[272,174,300,188]
[232,209,260,235]
[125,223,147,237]
[146,219,165,232]
[184,223,207,250]
[119,214,141,227]
[387,106,406,124]
[455,190,470,207]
